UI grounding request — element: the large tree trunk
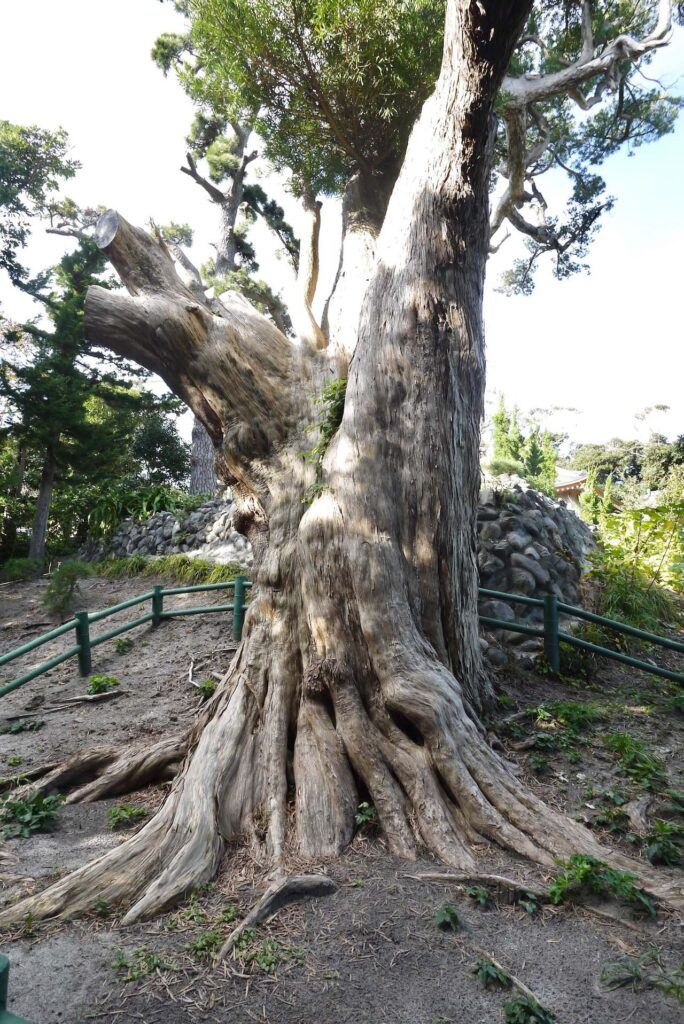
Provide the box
[189,416,217,495]
[4,0,682,928]
[28,452,56,562]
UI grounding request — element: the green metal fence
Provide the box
[480,588,684,684]
[0,575,252,698]
[1,578,682,698]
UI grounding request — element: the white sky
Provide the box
[1,0,682,446]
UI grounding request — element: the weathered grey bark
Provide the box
[321,170,395,364]
[28,452,56,562]
[190,416,217,495]
[290,192,326,349]
[4,0,682,929]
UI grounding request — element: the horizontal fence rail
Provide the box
[0,575,252,698]
[1,578,682,698]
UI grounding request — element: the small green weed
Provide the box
[604,733,667,790]
[6,756,23,767]
[465,885,491,908]
[503,995,556,1023]
[529,754,549,775]
[548,854,656,918]
[601,946,684,1002]
[95,897,112,917]
[197,678,217,701]
[112,946,177,982]
[663,693,684,716]
[181,894,206,925]
[187,929,223,958]
[517,892,540,915]
[217,904,241,924]
[107,804,148,830]
[86,674,119,696]
[0,792,63,838]
[472,958,511,989]
[434,904,463,932]
[114,637,133,655]
[355,801,376,827]
[1,719,44,735]
[645,820,683,866]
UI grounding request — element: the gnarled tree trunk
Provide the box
[190,416,217,495]
[28,451,56,562]
[3,0,682,929]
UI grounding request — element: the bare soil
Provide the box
[1,578,683,1024]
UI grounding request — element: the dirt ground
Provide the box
[1,577,683,1024]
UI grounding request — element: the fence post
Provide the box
[543,594,560,675]
[232,575,246,642]
[152,585,164,627]
[74,611,92,677]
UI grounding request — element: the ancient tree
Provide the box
[2,0,682,926]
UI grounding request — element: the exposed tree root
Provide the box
[217,874,336,960]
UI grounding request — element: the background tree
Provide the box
[4,0,682,929]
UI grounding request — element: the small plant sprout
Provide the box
[503,995,556,1023]
[95,897,112,917]
[465,885,491,908]
[7,756,23,767]
[1,719,44,735]
[601,947,684,1003]
[0,792,63,839]
[354,801,376,827]
[114,637,133,655]
[197,678,217,701]
[473,958,511,989]
[187,929,223,958]
[107,804,148,830]
[434,904,463,932]
[112,946,178,982]
[645,820,683,866]
[529,754,549,775]
[86,674,119,696]
[517,892,540,915]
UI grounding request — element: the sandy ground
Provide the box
[1,577,683,1024]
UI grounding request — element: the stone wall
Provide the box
[476,481,595,665]
[98,483,593,660]
[105,494,252,570]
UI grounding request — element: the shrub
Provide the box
[548,853,656,917]
[43,560,94,618]
[95,554,244,585]
[0,557,42,581]
[487,458,526,478]
[89,483,207,540]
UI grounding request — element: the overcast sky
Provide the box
[1,0,682,445]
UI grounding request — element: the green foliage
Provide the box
[354,801,376,827]
[472,958,511,989]
[503,996,556,1024]
[42,560,93,618]
[6,756,23,767]
[112,946,178,982]
[529,753,549,775]
[114,637,133,655]
[489,398,556,494]
[601,947,684,1002]
[644,820,683,867]
[0,121,78,284]
[0,719,44,735]
[94,897,112,917]
[302,378,347,501]
[88,483,201,540]
[95,554,245,585]
[107,804,148,830]
[465,885,491,908]
[197,678,217,701]
[517,893,540,916]
[548,854,656,918]
[592,504,684,599]
[188,0,445,195]
[0,557,42,581]
[0,792,62,839]
[86,674,119,696]
[187,929,223,958]
[604,733,667,790]
[434,904,463,932]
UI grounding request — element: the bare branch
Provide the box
[180,153,226,204]
[502,1,673,106]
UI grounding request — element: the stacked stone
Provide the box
[476,482,594,664]
[106,495,252,569]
